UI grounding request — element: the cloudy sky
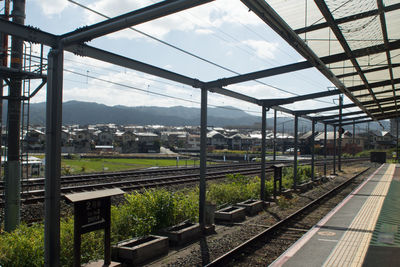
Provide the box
[22,0,349,117]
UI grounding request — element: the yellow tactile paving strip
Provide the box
[322,164,395,267]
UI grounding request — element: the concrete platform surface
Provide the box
[271,163,400,267]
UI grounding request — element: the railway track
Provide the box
[0,158,366,206]
[204,165,372,266]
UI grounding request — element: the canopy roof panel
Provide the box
[263,0,400,121]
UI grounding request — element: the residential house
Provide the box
[228,133,252,150]
[72,128,92,153]
[315,131,365,155]
[207,130,227,149]
[135,132,160,153]
[24,129,45,152]
[187,134,200,151]
[161,131,188,148]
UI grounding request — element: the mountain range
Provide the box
[1,100,389,133]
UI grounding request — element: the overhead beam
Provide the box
[356,88,400,98]
[73,45,262,105]
[70,44,202,87]
[294,2,400,34]
[204,39,400,88]
[237,0,380,122]
[338,119,374,127]
[313,110,364,121]
[348,78,400,92]
[3,18,399,95]
[296,103,356,115]
[0,65,47,79]
[360,95,400,106]
[336,63,400,79]
[377,0,398,116]
[208,86,260,105]
[367,105,399,114]
[0,17,261,106]
[60,0,213,46]
[324,115,369,124]
[314,0,383,115]
[261,89,340,106]
[374,111,400,120]
[0,19,58,46]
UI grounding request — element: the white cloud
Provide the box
[34,0,69,16]
[80,0,263,40]
[242,40,279,60]
[195,29,214,35]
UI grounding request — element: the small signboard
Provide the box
[65,188,124,267]
[273,164,284,199]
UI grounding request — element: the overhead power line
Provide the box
[67,0,302,96]
[64,68,264,115]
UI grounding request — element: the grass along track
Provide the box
[204,166,372,266]
[0,158,366,206]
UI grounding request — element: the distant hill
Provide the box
[2,101,261,127]
[1,100,389,132]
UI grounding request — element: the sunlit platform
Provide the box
[271,163,400,267]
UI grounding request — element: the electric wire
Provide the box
[28,52,265,115]
[67,0,340,105]
[63,68,264,115]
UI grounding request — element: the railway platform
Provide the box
[271,163,400,267]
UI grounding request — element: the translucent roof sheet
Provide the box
[259,0,400,121]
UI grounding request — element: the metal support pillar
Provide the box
[260,105,267,200]
[0,0,9,181]
[44,48,64,267]
[338,95,343,171]
[397,118,399,162]
[199,88,207,228]
[273,109,277,161]
[311,119,315,181]
[352,120,355,156]
[333,125,337,175]
[0,31,3,179]
[4,0,25,232]
[293,114,298,190]
[324,123,327,177]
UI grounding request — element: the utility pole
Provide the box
[5,0,26,232]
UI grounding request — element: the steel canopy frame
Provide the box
[338,119,374,127]
[204,39,400,88]
[1,1,399,266]
[314,0,384,115]
[240,0,376,121]
[294,2,400,35]
[314,111,365,121]
[323,115,369,124]
[60,0,214,46]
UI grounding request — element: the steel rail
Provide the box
[205,165,372,266]
[0,158,365,205]
[0,161,271,189]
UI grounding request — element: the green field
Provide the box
[60,157,202,175]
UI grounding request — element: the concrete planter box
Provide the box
[236,199,264,216]
[297,181,313,192]
[282,188,293,198]
[313,177,322,184]
[214,206,246,224]
[111,235,168,265]
[161,222,201,246]
[304,181,314,189]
